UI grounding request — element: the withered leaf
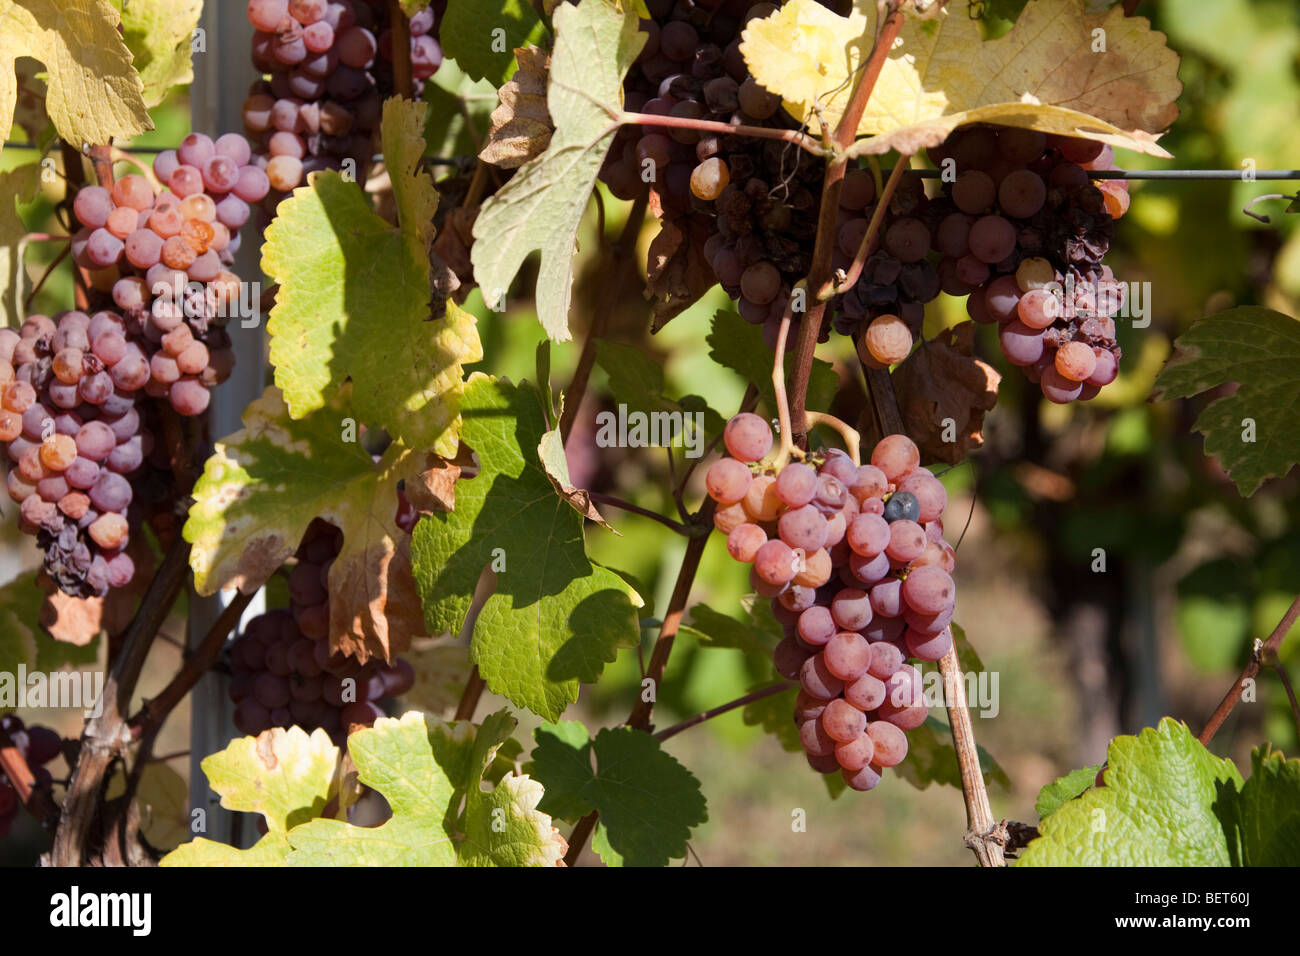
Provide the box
[479,47,554,169]
[646,217,720,332]
[892,322,1000,465]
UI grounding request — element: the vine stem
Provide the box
[1199,592,1300,746]
[588,491,692,536]
[788,1,908,445]
[387,0,414,100]
[50,536,191,866]
[653,681,794,742]
[619,111,825,155]
[1271,658,1300,739]
[127,589,257,737]
[564,385,760,866]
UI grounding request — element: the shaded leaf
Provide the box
[411,375,642,720]
[112,0,203,107]
[440,0,547,86]
[479,46,553,168]
[1151,307,1300,495]
[471,0,643,340]
[892,322,1000,466]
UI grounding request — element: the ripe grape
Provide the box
[723,412,772,462]
[870,434,919,482]
[862,314,912,365]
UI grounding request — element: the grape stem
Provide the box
[653,681,794,742]
[126,589,257,740]
[804,412,860,465]
[109,146,162,191]
[619,111,826,156]
[770,291,798,470]
[830,152,913,298]
[1198,592,1300,746]
[588,491,694,536]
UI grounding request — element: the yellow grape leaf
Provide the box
[0,0,152,156]
[161,727,341,867]
[112,0,203,108]
[741,0,1179,158]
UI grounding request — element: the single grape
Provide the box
[723,412,772,463]
[870,434,920,482]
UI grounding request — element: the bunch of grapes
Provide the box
[0,314,145,595]
[71,137,266,416]
[228,519,414,744]
[243,0,444,202]
[0,715,62,838]
[601,0,832,349]
[923,126,1128,403]
[706,414,957,792]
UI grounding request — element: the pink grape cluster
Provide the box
[228,519,415,744]
[707,414,957,792]
[71,139,266,416]
[0,715,62,838]
[244,0,444,201]
[930,127,1128,403]
[0,314,149,595]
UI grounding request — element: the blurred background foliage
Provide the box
[3,0,1299,866]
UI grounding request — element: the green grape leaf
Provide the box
[742,683,801,753]
[106,762,191,852]
[471,0,643,341]
[264,100,482,453]
[184,386,426,664]
[0,571,40,678]
[707,310,838,414]
[594,340,726,443]
[1220,746,1300,866]
[950,622,985,675]
[440,0,548,86]
[0,163,41,327]
[1035,764,1104,819]
[161,727,341,867]
[0,0,152,158]
[531,723,707,866]
[1017,718,1244,866]
[679,603,779,676]
[894,716,1010,792]
[411,375,642,720]
[0,569,101,677]
[1151,307,1300,495]
[287,711,566,866]
[111,0,202,108]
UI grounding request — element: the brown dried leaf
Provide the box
[331,533,425,665]
[404,446,476,514]
[479,47,554,169]
[892,322,1000,465]
[646,217,719,332]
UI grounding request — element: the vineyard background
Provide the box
[2,0,1298,866]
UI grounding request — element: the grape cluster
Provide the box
[925,127,1128,403]
[228,519,414,744]
[72,139,264,416]
[243,0,444,201]
[601,0,828,350]
[707,415,957,791]
[0,314,145,595]
[0,715,61,838]
[606,3,1129,402]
